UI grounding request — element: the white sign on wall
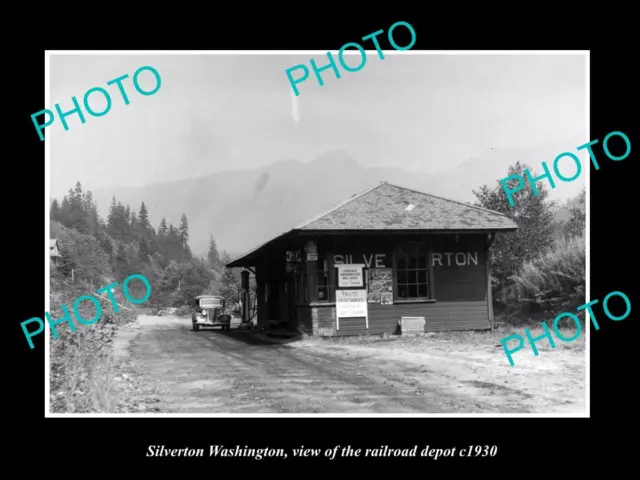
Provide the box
[335,289,368,330]
[336,264,364,287]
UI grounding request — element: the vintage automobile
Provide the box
[192,295,231,332]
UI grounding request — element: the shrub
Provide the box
[49,275,138,413]
[506,235,585,325]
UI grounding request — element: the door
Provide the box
[267,282,279,320]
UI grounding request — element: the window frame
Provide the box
[393,241,433,302]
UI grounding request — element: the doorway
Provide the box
[267,282,279,321]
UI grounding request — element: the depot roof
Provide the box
[226,181,517,268]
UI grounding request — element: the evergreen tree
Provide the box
[138,202,150,230]
[82,190,99,234]
[158,217,168,236]
[68,182,89,233]
[124,205,131,226]
[179,213,189,249]
[50,199,61,221]
[166,224,180,262]
[207,234,220,268]
[50,180,223,313]
[130,211,138,230]
[107,201,132,241]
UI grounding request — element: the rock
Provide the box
[136,404,147,411]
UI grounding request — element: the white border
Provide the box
[45,50,590,418]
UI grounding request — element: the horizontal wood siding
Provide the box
[313,300,488,336]
[432,237,487,302]
[305,234,491,336]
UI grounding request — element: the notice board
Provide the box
[335,289,368,330]
[336,264,364,287]
[367,268,393,304]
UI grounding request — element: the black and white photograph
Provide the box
[46,51,588,416]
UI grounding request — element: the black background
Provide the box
[11,7,637,476]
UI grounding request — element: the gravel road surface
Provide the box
[117,316,465,413]
[112,315,584,414]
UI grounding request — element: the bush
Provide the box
[49,275,138,413]
[505,235,585,325]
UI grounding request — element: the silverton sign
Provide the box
[432,252,478,267]
[333,252,477,268]
[334,254,387,268]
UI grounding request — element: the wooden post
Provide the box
[306,239,318,302]
[327,248,335,303]
[428,247,436,300]
[485,235,495,331]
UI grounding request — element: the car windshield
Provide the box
[199,297,221,308]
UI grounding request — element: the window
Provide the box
[316,256,329,302]
[396,242,429,300]
[199,297,221,308]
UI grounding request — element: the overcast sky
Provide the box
[49,53,587,201]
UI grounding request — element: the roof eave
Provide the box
[226,226,517,267]
[298,227,518,234]
[226,258,256,268]
[225,230,297,268]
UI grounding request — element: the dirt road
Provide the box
[113,315,585,414]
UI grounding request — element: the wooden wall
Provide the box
[253,232,492,336]
[310,233,490,336]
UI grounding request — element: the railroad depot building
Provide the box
[227,182,518,336]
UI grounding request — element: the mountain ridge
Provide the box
[87,147,583,257]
